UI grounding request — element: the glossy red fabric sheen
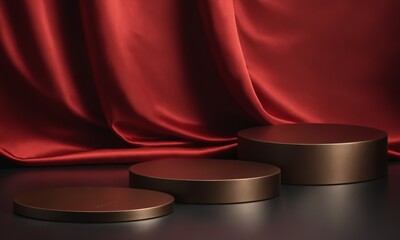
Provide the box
[0,0,399,166]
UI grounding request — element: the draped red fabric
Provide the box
[1,0,399,166]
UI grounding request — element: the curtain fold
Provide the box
[1,0,399,165]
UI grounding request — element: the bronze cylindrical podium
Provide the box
[129,159,281,204]
[13,187,174,222]
[238,124,387,185]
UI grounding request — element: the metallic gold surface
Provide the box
[129,159,280,204]
[238,123,388,185]
[13,187,174,222]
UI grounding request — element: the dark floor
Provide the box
[1,161,399,240]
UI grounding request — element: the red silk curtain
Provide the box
[1,0,399,166]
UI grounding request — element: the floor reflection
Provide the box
[164,178,391,239]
